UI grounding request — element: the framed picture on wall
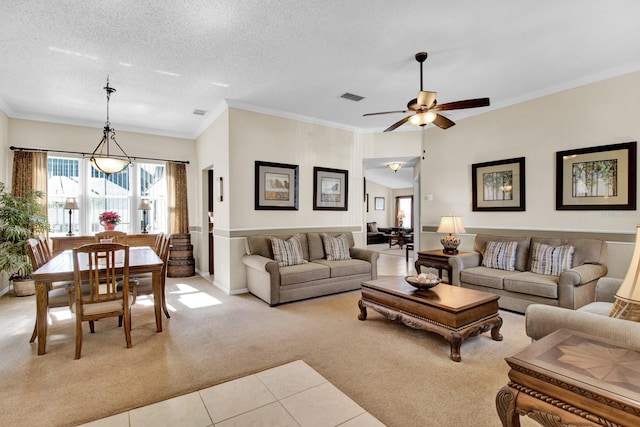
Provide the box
[374,197,385,210]
[255,161,299,210]
[472,157,526,211]
[556,141,637,210]
[313,166,348,210]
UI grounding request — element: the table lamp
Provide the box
[437,215,465,254]
[138,199,153,234]
[397,210,405,228]
[610,225,640,321]
[63,198,79,236]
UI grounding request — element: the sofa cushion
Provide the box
[474,234,531,272]
[460,266,522,290]
[307,232,355,260]
[246,233,309,260]
[313,259,371,278]
[530,242,574,276]
[504,272,559,299]
[530,237,607,267]
[322,233,351,261]
[279,262,330,286]
[367,222,378,232]
[482,241,518,271]
[271,235,307,267]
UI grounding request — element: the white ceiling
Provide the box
[1,1,640,142]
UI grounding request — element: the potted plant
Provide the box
[0,182,50,296]
[98,211,121,230]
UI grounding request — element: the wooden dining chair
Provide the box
[95,230,128,244]
[132,234,172,318]
[71,243,133,359]
[27,238,74,342]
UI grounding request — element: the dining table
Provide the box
[31,246,164,355]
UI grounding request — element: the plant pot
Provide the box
[103,223,116,231]
[13,278,36,297]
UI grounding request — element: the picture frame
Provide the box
[374,197,385,210]
[255,161,299,210]
[313,166,348,211]
[556,141,637,210]
[472,157,526,211]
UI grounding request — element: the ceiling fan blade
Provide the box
[432,114,455,129]
[383,116,411,132]
[432,97,490,111]
[363,110,407,117]
[417,91,437,108]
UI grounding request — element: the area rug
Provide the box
[0,275,530,426]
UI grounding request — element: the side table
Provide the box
[415,249,466,283]
[496,328,640,426]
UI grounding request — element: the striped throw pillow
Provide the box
[322,233,351,261]
[270,235,307,267]
[482,241,518,271]
[530,243,574,276]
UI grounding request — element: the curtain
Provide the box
[12,150,48,201]
[166,162,189,234]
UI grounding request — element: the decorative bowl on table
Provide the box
[405,273,441,290]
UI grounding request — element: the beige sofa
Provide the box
[449,234,608,313]
[525,277,640,348]
[242,232,378,306]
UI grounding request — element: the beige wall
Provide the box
[0,110,9,293]
[419,71,640,277]
[365,180,394,227]
[194,109,231,291]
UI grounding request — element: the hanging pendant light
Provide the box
[90,77,131,175]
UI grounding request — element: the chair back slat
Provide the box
[38,235,52,261]
[27,238,46,270]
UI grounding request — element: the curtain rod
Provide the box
[9,146,190,165]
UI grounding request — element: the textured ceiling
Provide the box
[1,1,640,141]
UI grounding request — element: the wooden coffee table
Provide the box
[496,328,640,426]
[358,277,503,362]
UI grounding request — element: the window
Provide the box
[47,157,167,236]
[396,196,413,229]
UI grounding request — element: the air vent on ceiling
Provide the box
[193,109,207,116]
[340,92,365,102]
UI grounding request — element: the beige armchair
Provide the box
[525,277,640,349]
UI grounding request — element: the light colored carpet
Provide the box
[0,275,530,427]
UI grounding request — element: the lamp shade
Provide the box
[436,216,466,234]
[63,197,79,210]
[397,210,405,219]
[91,156,130,175]
[137,199,153,210]
[610,226,640,320]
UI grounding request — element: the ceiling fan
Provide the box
[364,52,490,132]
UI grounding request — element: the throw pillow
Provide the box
[322,233,351,261]
[270,235,307,267]
[482,241,518,271]
[530,243,574,276]
[368,222,379,233]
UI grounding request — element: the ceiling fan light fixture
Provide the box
[386,162,404,173]
[89,77,132,176]
[408,111,437,127]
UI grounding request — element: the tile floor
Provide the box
[79,360,385,427]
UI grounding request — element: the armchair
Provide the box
[525,277,640,349]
